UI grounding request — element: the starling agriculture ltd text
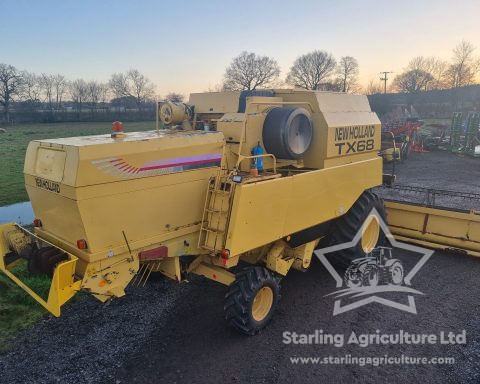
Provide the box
[282,330,467,348]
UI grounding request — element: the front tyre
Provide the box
[329,190,386,268]
[224,266,281,336]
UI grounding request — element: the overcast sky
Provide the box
[1,0,479,95]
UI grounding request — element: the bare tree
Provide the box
[336,56,359,92]
[40,73,55,111]
[109,73,129,98]
[98,83,110,110]
[0,63,24,121]
[286,50,336,90]
[394,56,449,91]
[429,58,450,90]
[109,69,155,109]
[22,72,42,102]
[393,69,434,93]
[365,79,383,95]
[53,74,67,109]
[165,92,185,103]
[87,80,102,112]
[69,79,88,114]
[223,51,280,91]
[447,40,480,88]
[127,69,155,109]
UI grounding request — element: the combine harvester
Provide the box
[1,90,479,335]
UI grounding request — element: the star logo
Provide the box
[314,208,434,315]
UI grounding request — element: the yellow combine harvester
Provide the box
[1,89,479,335]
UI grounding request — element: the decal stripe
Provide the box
[92,153,222,178]
[92,157,119,164]
[141,153,222,168]
[139,157,221,171]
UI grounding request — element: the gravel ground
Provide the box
[0,278,191,383]
[2,251,479,384]
[1,150,479,384]
[376,150,480,210]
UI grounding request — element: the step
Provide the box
[209,190,231,195]
[205,208,229,213]
[202,227,225,234]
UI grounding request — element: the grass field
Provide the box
[0,261,51,350]
[0,121,154,207]
[0,121,153,348]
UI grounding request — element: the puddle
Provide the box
[0,201,34,225]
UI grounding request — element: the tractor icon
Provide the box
[344,247,404,288]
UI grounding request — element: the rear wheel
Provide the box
[224,266,281,336]
[329,190,386,268]
[28,246,68,277]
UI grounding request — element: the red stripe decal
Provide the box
[139,158,221,171]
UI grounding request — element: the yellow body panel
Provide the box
[277,90,381,169]
[24,130,224,254]
[226,157,382,255]
[189,91,241,113]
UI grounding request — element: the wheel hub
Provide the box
[252,286,274,322]
[361,216,380,253]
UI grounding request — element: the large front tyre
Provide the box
[224,266,281,336]
[330,190,386,268]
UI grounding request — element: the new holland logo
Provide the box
[314,209,434,315]
[35,177,60,193]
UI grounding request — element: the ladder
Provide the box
[199,173,235,253]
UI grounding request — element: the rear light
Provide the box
[33,219,42,227]
[77,239,88,250]
[220,249,230,259]
[112,121,124,132]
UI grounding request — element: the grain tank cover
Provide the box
[23,129,225,252]
[24,130,224,188]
